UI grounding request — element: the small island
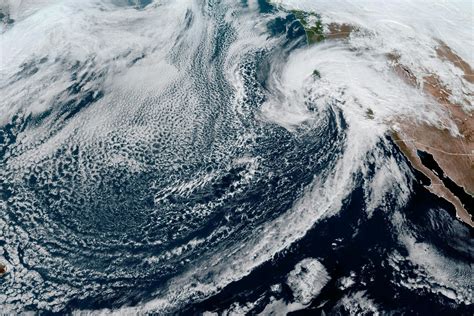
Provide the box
[0,262,7,277]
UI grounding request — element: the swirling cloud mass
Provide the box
[0,0,472,314]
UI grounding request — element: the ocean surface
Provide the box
[0,0,473,314]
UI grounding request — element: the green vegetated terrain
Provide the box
[291,10,325,82]
[365,108,375,120]
[292,10,324,44]
[312,69,321,79]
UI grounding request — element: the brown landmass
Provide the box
[387,47,474,227]
[391,130,472,224]
[435,40,474,84]
[392,126,473,226]
[319,25,473,226]
[326,23,355,40]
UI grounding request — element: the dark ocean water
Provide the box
[184,151,474,315]
[0,0,473,314]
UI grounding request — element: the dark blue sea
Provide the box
[0,0,472,314]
